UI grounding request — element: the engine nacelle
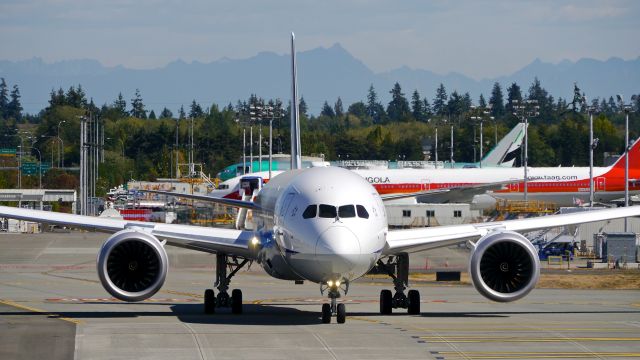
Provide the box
[97,229,168,302]
[469,230,540,302]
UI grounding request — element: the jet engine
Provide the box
[97,229,168,302]
[469,230,539,302]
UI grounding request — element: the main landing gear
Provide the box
[204,253,249,315]
[320,280,348,324]
[377,253,420,315]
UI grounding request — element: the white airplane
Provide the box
[1,34,639,324]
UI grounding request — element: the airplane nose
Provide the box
[315,226,361,275]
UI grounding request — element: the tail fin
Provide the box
[482,122,527,167]
[604,137,640,176]
[290,33,302,170]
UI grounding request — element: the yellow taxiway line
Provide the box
[0,298,81,324]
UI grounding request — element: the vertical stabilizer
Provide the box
[290,33,302,170]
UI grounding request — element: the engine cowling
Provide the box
[97,229,168,302]
[469,231,540,302]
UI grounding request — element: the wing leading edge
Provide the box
[385,205,640,254]
[0,205,254,258]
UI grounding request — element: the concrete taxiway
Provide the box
[1,232,639,360]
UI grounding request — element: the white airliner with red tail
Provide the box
[1,34,639,324]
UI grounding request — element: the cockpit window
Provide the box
[356,205,369,219]
[338,205,356,218]
[302,205,317,219]
[319,204,337,218]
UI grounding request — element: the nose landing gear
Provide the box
[203,253,249,315]
[320,280,348,324]
[377,253,420,315]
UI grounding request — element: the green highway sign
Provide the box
[20,162,51,175]
[0,148,16,157]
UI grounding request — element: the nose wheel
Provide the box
[377,253,421,315]
[320,281,348,324]
[203,253,249,315]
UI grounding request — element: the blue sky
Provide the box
[1,0,638,79]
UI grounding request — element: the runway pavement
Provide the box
[1,232,639,360]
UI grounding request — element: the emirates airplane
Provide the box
[1,34,639,324]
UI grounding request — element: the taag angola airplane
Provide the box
[1,34,639,324]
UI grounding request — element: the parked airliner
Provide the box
[0,34,639,324]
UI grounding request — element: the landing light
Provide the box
[327,280,334,287]
[251,237,260,246]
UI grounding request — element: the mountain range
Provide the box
[1,44,638,115]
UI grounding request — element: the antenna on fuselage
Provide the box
[290,32,302,170]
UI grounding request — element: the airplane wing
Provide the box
[0,205,255,258]
[142,189,261,211]
[383,181,513,203]
[381,189,450,201]
[385,205,640,254]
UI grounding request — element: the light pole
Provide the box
[512,99,539,202]
[470,107,494,168]
[57,120,66,168]
[30,146,42,189]
[617,94,632,231]
[583,97,598,207]
[5,133,27,188]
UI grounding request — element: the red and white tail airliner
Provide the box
[355,138,640,206]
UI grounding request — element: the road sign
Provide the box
[0,148,16,157]
[21,162,37,175]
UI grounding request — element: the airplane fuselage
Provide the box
[251,167,388,284]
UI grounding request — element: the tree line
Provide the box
[0,77,638,195]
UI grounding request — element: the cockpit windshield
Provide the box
[318,204,337,218]
[303,204,369,219]
[338,205,356,218]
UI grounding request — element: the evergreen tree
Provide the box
[607,96,617,114]
[48,87,66,108]
[365,84,386,123]
[298,96,308,117]
[447,91,464,117]
[113,93,127,117]
[148,110,157,120]
[347,101,367,119]
[189,100,204,118]
[179,105,186,119]
[366,84,378,118]
[130,89,147,119]
[462,92,472,113]
[334,97,344,117]
[571,83,582,112]
[478,94,487,108]
[321,101,335,118]
[506,82,522,114]
[0,78,8,119]
[433,83,448,116]
[160,107,173,119]
[7,84,22,120]
[489,82,505,117]
[527,78,554,120]
[422,98,432,118]
[387,82,410,122]
[411,90,424,121]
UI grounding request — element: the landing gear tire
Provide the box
[204,289,215,314]
[231,289,243,314]
[407,289,420,315]
[321,303,331,324]
[336,303,346,324]
[380,289,392,315]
